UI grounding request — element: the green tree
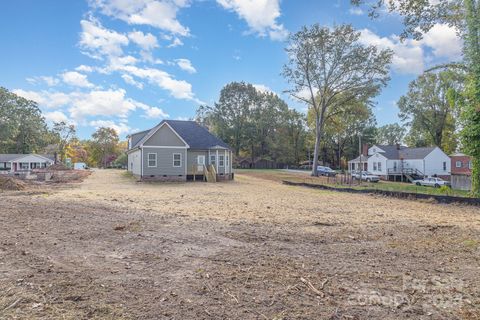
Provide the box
[282,24,392,176]
[376,123,406,145]
[91,127,119,168]
[398,70,463,154]
[0,87,52,153]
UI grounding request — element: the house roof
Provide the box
[131,120,231,150]
[0,154,55,162]
[373,145,436,160]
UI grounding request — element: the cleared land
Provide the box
[0,169,479,319]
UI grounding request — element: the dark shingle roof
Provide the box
[0,154,54,162]
[375,145,436,160]
[131,120,231,150]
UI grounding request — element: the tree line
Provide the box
[0,87,126,168]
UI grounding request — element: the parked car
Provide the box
[352,171,380,182]
[317,166,337,177]
[412,177,450,188]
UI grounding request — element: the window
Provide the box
[148,153,157,167]
[20,163,29,170]
[219,155,225,167]
[378,162,382,171]
[210,154,216,165]
[443,161,447,171]
[373,162,377,171]
[130,162,133,170]
[173,153,182,167]
[226,155,230,167]
[456,161,462,168]
[41,163,47,168]
[393,161,397,172]
[469,161,472,169]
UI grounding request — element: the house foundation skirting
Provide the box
[142,175,187,182]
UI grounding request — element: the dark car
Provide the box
[317,166,337,177]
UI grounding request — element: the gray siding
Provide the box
[131,131,147,148]
[142,147,186,176]
[144,124,186,147]
[187,150,208,174]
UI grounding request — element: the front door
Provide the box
[197,155,205,172]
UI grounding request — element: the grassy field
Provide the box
[237,169,471,197]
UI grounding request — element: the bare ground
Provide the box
[0,169,479,319]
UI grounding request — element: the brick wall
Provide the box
[451,155,472,175]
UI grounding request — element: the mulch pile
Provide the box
[47,163,70,171]
[0,176,27,191]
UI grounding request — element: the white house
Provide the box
[0,154,54,174]
[350,145,451,181]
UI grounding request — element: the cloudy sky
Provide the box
[1,0,462,139]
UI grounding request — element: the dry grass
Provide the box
[0,169,479,319]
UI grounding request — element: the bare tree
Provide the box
[283,24,392,176]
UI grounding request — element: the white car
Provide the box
[412,177,450,188]
[352,171,380,182]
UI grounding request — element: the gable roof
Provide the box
[372,145,436,160]
[130,120,231,150]
[0,154,55,162]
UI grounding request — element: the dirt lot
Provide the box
[1,169,479,319]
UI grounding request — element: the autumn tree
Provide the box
[282,24,392,176]
[91,127,119,168]
[51,121,76,162]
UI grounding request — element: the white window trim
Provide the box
[456,161,462,168]
[210,154,216,165]
[173,153,182,167]
[219,155,225,167]
[147,153,157,167]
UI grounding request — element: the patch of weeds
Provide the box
[462,239,479,249]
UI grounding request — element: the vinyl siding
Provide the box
[127,149,141,176]
[142,147,186,176]
[187,150,208,174]
[143,124,186,147]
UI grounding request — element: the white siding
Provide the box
[127,150,141,176]
[424,147,451,176]
[368,153,388,175]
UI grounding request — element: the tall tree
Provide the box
[376,123,406,145]
[51,121,76,162]
[351,0,480,193]
[0,87,52,153]
[398,70,463,154]
[91,127,119,168]
[282,24,392,176]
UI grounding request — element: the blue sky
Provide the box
[0,0,463,139]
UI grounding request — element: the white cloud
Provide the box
[176,58,196,73]
[79,19,129,59]
[121,74,144,89]
[44,111,72,124]
[128,30,159,50]
[419,24,463,60]
[217,0,288,41]
[75,65,94,73]
[141,105,169,118]
[358,29,424,74]
[26,76,60,87]
[89,119,132,135]
[253,84,273,94]
[62,71,95,88]
[349,7,364,15]
[111,64,201,102]
[13,89,70,108]
[15,88,154,122]
[167,37,183,48]
[91,0,190,36]
[68,89,138,120]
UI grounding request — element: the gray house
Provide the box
[0,154,54,173]
[126,120,233,181]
